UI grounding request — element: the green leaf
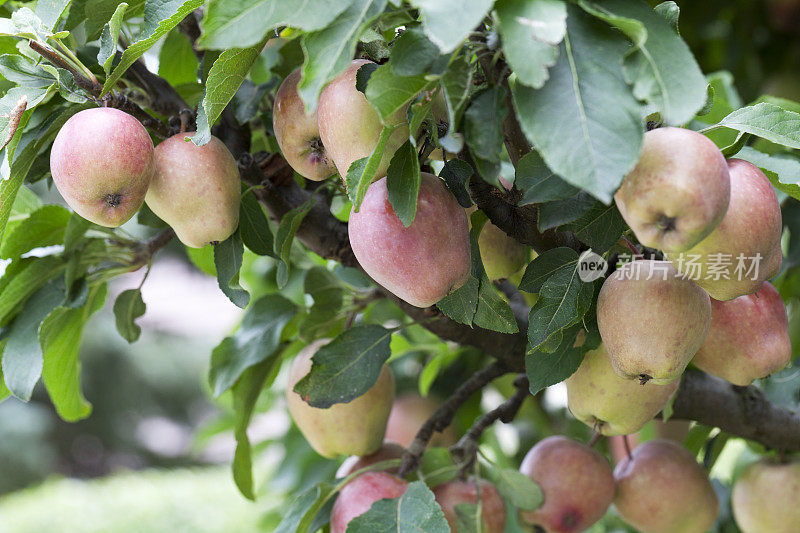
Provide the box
[346,481,449,532]
[455,503,481,533]
[346,126,392,210]
[439,158,474,208]
[294,325,392,408]
[239,191,276,257]
[209,294,297,396]
[213,231,250,308]
[2,279,65,400]
[0,256,65,326]
[0,205,70,259]
[112,288,146,343]
[41,283,107,421]
[580,0,706,125]
[365,63,433,122]
[436,276,480,325]
[526,326,586,394]
[464,86,507,184]
[199,0,353,50]
[491,467,543,511]
[563,201,626,253]
[410,0,494,53]
[35,0,72,30]
[512,5,645,203]
[158,30,200,86]
[101,0,205,95]
[297,0,388,113]
[519,247,579,293]
[386,140,421,227]
[231,357,276,500]
[718,102,800,150]
[274,196,315,289]
[0,54,58,88]
[537,192,596,231]
[515,151,579,205]
[97,2,128,74]
[194,38,268,146]
[736,146,800,201]
[438,53,472,152]
[389,27,441,77]
[300,267,345,342]
[274,482,338,533]
[495,0,566,88]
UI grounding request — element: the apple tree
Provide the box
[0,0,799,531]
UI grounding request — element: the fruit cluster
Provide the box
[50,107,241,248]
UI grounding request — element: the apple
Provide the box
[145,133,240,248]
[273,68,336,180]
[336,441,406,478]
[597,260,711,384]
[385,394,458,448]
[348,173,471,308]
[614,127,730,252]
[614,439,719,533]
[566,344,679,436]
[692,281,791,385]
[331,471,409,533]
[432,478,506,533]
[286,339,395,458]
[667,159,783,301]
[50,107,154,227]
[467,206,529,280]
[732,457,800,533]
[318,59,409,181]
[519,436,615,532]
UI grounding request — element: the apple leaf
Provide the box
[439,158,474,208]
[409,0,493,53]
[213,230,250,308]
[491,467,544,511]
[298,0,388,113]
[365,63,433,123]
[239,191,276,257]
[537,192,597,231]
[112,288,146,343]
[515,151,579,205]
[294,325,393,408]
[734,146,800,201]
[438,54,472,154]
[0,256,65,327]
[97,2,127,75]
[346,481,449,533]
[35,0,71,30]
[40,283,107,421]
[455,502,481,533]
[512,4,645,204]
[495,0,566,89]
[274,195,315,289]
[526,326,586,394]
[199,0,353,50]
[0,205,70,260]
[194,38,268,146]
[563,201,626,253]
[718,102,800,150]
[519,247,580,293]
[300,267,346,342]
[464,86,507,186]
[158,30,200,87]
[580,0,707,126]
[274,482,338,533]
[346,126,391,210]
[386,140,421,228]
[389,26,441,77]
[208,294,297,397]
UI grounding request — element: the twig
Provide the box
[399,361,509,476]
[623,434,633,460]
[28,40,100,93]
[133,228,175,265]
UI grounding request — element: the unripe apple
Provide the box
[614,127,730,252]
[614,439,719,533]
[667,159,783,301]
[432,478,506,533]
[349,173,471,308]
[331,471,409,533]
[318,59,409,181]
[692,281,791,385]
[273,68,336,180]
[597,260,711,384]
[50,107,154,227]
[145,133,240,248]
[467,206,529,280]
[385,394,458,448]
[336,441,406,478]
[566,343,679,435]
[732,457,800,533]
[286,339,395,458]
[519,436,615,532]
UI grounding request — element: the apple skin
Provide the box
[614,439,719,533]
[467,206,529,280]
[597,260,711,384]
[565,343,679,436]
[273,68,336,181]
[608,420,691,465]
[667,159,783,301]
[732,458,800,533]
[692,281,791,386]
[145,133,240,248]
[331,471,409,533]
[286,339,395,458]
[432,478,506,533]
[318,59,409,181]
[349,173,471,308]
[614,127,730,253]
[519,436,615,533]
[50,107,155,227]
[336,441,406,478]
[385,394,458,448]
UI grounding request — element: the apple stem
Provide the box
[619,235,644,259]
[623,434,633,460]
[588,432,602,448]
